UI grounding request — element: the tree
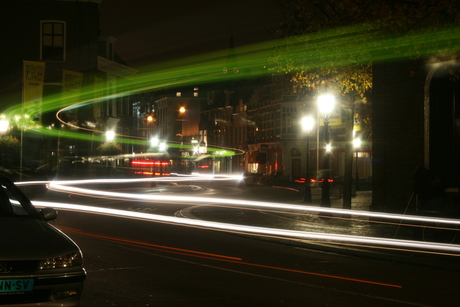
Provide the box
[271,0,460,208]
[0,135,20,166]
[96,142,123,156]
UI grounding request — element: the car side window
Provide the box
[0,184,28,216]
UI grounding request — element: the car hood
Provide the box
[0,217,79,260]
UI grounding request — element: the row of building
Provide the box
[0,0,372,185]
[2,1,459,212]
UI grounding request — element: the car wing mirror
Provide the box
[40,207,58,221]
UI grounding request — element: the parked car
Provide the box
[0,166,49,198]
[0,174,86,306]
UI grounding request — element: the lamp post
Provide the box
[353,137,361,192]
[0,120,9,133]
[105,131,115,169]
[318,94,335,208]
[106,130,115,142]
[302,116,314,203]
[150,136,159,148]
[146,114,154,140]
[149,136,160,187]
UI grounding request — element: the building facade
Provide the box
[0,0,136,172]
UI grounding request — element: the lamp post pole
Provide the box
[321,117,331,207]
[302,116,314,203]
[318,94,335,208]
[355,150,359,191]
[353,138,361,192]
[105,130,115,169]
[150,136,159,187]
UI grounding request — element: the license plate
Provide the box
[0,279,34,293]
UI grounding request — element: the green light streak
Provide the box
[2,22,459,158]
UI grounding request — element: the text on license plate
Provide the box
[0,279,34,292]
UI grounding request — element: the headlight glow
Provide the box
[39,251,82,269]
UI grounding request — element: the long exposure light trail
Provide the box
[33,200,460,255]
[13,174,243,187]
[3,22,460,150]
[46,178,460,227]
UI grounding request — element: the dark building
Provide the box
[0,0,136,171]
[372,59,460,213]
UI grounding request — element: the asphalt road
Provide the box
[34,181,460,306]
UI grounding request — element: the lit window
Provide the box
[176,92,181,97]
[193,92,199,97]
[41,21,65,61]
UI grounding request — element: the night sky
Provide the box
[99,0,280,69]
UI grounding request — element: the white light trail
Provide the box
[33,200,460,254]
[46,178,460,226]
[17,173,243,187]
[16,177,459,255]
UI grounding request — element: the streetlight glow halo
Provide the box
[318,94,336,115]
[353,138,361,148]
[0,120,9,132]
[150,137,159,147]
[302,116,315,132]
[106,130,115,142]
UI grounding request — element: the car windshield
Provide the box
[0,183,31,216]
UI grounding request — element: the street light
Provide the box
[150,136,159,148]
[353,137,361,191]
[199,140,207,154]
[301,116,314,203]
[106,130,115,142]
[318,94,335,208]
[0,120,9,133]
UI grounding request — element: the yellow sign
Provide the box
[319,108,342,126]
[23,60,45,121]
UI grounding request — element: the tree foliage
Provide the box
[0,135,20,153]
[96,142,123,156]
[271,0,460,208]
[272,0,460,97]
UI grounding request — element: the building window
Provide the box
[176,92,181,97]
[194,92,199,97]
[41,21,65,61]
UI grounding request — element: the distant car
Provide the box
[0,175,86,306]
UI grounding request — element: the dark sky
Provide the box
[99,0,280,68]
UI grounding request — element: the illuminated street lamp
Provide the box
[159,142,167,152]
[301,116,314,203]
[353,137,361,191]
[199,140,207,154]
[150,136,159,148]
[318,94,335,208]
[106,130,115,142]
[0,119,9,133]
